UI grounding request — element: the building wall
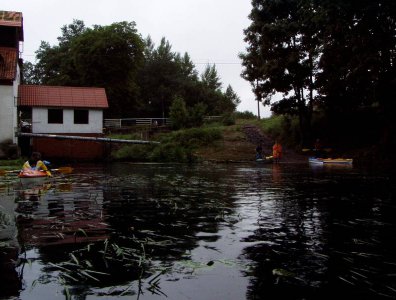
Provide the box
[32,133,106,160]
[32,108,103,134]
[12,64,19,143]
[0,85,16,144]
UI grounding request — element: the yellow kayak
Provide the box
[309,157,353,165]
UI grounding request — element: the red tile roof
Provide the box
[0,11,22,27]
[0,47,17,80]
[18,85,109,109]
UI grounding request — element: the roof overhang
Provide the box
[0,11,24,41]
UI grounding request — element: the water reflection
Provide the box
[242,165,396,299]
[0,163,395,299]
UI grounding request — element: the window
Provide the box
[74,109,89,124]
[48,109,63,124]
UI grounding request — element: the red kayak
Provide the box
[18,170,50,185]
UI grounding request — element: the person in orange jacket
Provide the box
[272,140,282,163]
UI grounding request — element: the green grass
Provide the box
[0,158,25,168]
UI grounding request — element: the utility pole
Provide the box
[256,79,261,120]
[257,98,261,120]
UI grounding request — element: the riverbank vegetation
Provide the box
[240,1,396,164]
[110,125,223,162]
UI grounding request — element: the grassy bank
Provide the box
[0,158,25,169]
[110,125,223,162]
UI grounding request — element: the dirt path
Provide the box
[196,124,306,163]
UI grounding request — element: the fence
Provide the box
[104,118,171,128]
[104,116,221,129]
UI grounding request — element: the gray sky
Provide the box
[4,0,271,117]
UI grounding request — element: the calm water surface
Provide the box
[0,162,395,299]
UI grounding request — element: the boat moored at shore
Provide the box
[309,157,353,165]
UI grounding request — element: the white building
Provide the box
[0,11,23,146]
[18,85,108,134]
[18,85,108,159]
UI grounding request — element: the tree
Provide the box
[22,61,40,84]
[224,85,241,109]
[29,20,88,86]
[188,102,207,127]
[24,20,145,117]
[317,0,396,112]
[138,37,184,117]
[240,0,320,144]
[23,21,242,121]
[313,0,396,146]
[242,0,396,149]
[70,22,145,116]
[169,96,188,130]
[201,64,222,91]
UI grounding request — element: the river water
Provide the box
[0,162,395,300]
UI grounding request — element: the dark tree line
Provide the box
[240,0,396,148]
[23,20,240,119]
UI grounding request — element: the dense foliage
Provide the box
[110,126,223,162]
[23,20,240,119]
[240,0,396,149]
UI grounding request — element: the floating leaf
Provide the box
[272,268,295,277]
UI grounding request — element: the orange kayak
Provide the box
[18,170,49,185]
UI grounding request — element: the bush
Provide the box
[259,115,300,147]
[111,126,223,163]
[170,127,223,147]
[221,113,236,126]
[111,144,153,161]
[169,96,188,130]
[234,111,256,119]
[188,102,207,127]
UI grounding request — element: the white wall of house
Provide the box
[0,65,19,144]
[0,85,14,143]
[32,107,104,134]
[12,66,19,143]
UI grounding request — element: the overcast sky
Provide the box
[3,0,271,117]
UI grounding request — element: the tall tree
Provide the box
[70,22,145,116]
[138,37,187,118]
[315,0,396,145]
[24,20,145,117]
[240,0,320,144]
[201,64,222,91]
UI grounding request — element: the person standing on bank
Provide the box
[272,140,282,163]
[22,152,52,177]
[313,138,324,158]
[256,143,263,160]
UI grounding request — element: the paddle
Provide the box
[0,166,73,176]
[0,169,20,176]
[51,167,74,174]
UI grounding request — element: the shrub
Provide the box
[221,113,236,126]
[169,96,188,130]
[111,126,223,163]
[234,111,256,119]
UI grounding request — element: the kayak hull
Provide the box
[256,156,274,164]
[18,170,49,185]
[309,157,353,165]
